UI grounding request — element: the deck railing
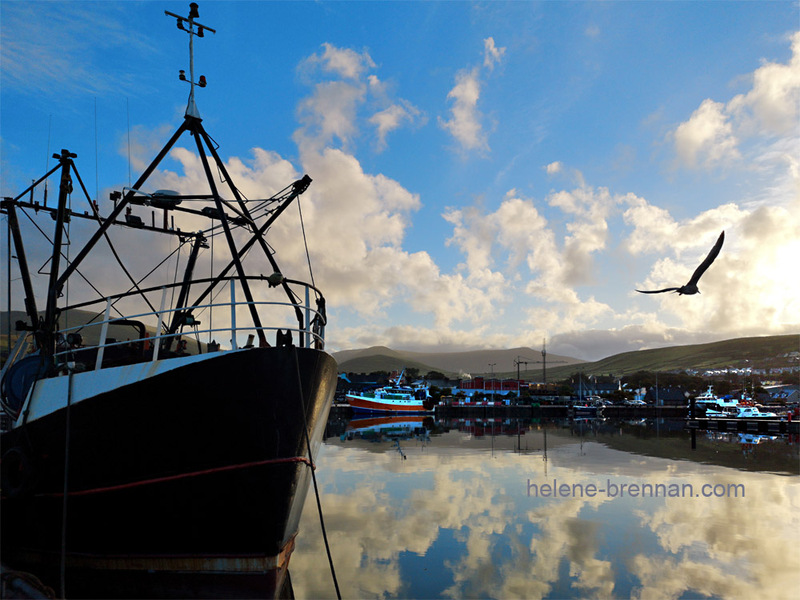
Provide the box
[44,276,327,372]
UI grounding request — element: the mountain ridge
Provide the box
[333,334,800,380]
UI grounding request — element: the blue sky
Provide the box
[1,1,798,360]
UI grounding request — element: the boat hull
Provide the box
[346,394,430,413]
[0,346,337,596]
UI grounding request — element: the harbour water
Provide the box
[290,416,799,599]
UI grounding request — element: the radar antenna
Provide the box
[165,2,216,118]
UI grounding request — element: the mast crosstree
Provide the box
[165,2,216,118]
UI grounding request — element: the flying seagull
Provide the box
[637,231,724,295]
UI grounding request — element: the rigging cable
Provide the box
[296,193,315,288]
[5,213,10,363]
[126,97,131,187]
[209,230,214,344]
[59,366,75,599]
[94,97,99,203]
[170,237,184,311]
[293,348,341,600]
[71,162,162,318]
[18,207,124,320]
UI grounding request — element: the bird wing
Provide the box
[636,288,680,294]
[687,231,724,286]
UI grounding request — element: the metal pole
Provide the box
[152,287,167,362]
[95,298,112,371]
[230,279,237,350]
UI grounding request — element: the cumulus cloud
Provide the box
[295,45,422,154]
[301,42,376,81]
[439,37,505,152]
[41,31,794,360]
[545,161,563,175]
[727,30,800,136]
[669,30,800,170]
[671,99,740,169]
[625,193,800,341]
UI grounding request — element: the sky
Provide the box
[1,1,799,361]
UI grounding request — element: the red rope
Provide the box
[37,455,313,498]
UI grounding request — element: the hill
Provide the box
[333,334,799,381]
[544,333,799,380]
[333,346,584,378]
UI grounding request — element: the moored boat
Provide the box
[734,406,778,419]
[691,385,740,416]
[346,369,433,413]
[0,4,336,597]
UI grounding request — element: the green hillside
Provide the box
[336,353,443,376]
[335,334,799,381]
[544,334,799,380]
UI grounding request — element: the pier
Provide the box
[687,417,798,435]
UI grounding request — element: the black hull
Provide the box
[1,346,337,595]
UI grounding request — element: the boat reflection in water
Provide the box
[291,416,799,599]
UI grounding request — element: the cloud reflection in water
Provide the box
[290,425,799,599]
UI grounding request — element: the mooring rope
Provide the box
[59,366,74,599]
[293,348,341,600]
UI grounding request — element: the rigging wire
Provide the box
[17,207,125,320]
[70,161,162,318]
[296,194,315,288]
[126,97,132,187]
[170,237,183,311]
[293,349,341,600]
[77,242,186,334]
[44,115,52,205]
[59,367,74,600]
[209,230,214,344]
[94,97,99,204]
[5,214,11,357]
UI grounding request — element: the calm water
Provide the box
[290,416,799,600]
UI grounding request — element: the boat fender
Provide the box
[1,447,36,499]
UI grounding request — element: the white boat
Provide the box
[692,386,739,414]
[735,406,777,419]
[346,369,433,413]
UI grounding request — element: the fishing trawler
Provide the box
[345,369,433,413]
[0,4,336,597]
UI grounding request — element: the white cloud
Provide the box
[369,101,420,151]
[670,30,800,170]
[302,42,376,81]
[295,45,421,153]
[626,194,800,341]
[295,80,366,151]
[483,37,506,71]
[671,99,740,169]
[439,37,505,153]
[439,67,487,152]
[545,161,563,175]
[727,30,800,136]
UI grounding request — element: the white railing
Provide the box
[46,280,326,372]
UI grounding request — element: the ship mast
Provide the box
[165,2,215,119]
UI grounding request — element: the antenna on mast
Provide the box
[165,3,216,119]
